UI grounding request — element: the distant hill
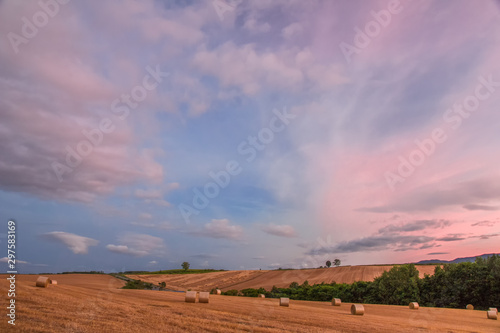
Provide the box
[416,253,499,264]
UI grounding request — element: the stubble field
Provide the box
[0,273,498,332]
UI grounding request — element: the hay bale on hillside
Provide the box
[466,304,474,310]
[259,294,265,298]
[409,302,419,310]
[332,298,341,306]
[35,276,50,288]
[51,280,58,285]
[216,289,221,295]
[199,292,210,303]
[185,291,197,303]
[488,307,497,314]
[487,311,497,320]
[279,298,289,307]
[351,304,365,315]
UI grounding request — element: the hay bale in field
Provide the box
[409,302,419,310]
[216,289,221,295]
[466,304,474,310]
[51,280,58,285]
[332,298,341,306]
[199,292,210,303]
[351,304,365,315]
[185,291,197,303]
[35,276,50,288]
[259,294,265,298]
[279,298,289,307]
[487,311,497,320]
[488,307,497,314]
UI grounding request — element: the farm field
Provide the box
[127,265,439,291]
[1,273,497,332]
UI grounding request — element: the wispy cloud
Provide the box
[378,219,450,234]
[260,223,297,238]
[358,178,500,213]
[0,257,29,264]
[307,234,434,255]
[41,231,98,254]
[463,204,499,211]
[471,220,498,227]
[427,252,449,256]
[436,234,467,242]
[106,233,166,257]
[189,219,243,240]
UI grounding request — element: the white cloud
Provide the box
[106,233,166,257]
[106,245,148,257]
[190,219,243,240]
[0,257,29,264]
[261,223,297,238]
[282,22,303,40]
[139,213,153,219]
[149,260,158,265]
[41,231,98,254]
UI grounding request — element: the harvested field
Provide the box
[1,274,498,332]
[128,265,439,291]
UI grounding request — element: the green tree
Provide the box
[326,260,332,268]
[373,264,420,305]
[334,259,341,267]
[181,261,190,271]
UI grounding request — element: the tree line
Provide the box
[224,255,499,310]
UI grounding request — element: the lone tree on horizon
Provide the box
[334,258,341,267]
[326,260,332,268]
[182,261,190,271]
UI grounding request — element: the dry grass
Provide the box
[0,274,498,332]
[127,265,438,291]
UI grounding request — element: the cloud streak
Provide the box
[260,223,297,238]
[189,219,243,240]
[41,232,98,254]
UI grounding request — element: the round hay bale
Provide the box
[487,311,497,320]
[332,298,341,306]
[279,298,289,307]
[409,302,419,310]
[466,304,474,310]
[351,304,365,315]
[185,291,197,303]
[216,289,221,295]
[199,292,210,303]
[488,307,497,314]
[259,294,265,298]
[35,276,50,288]
[51,280,58,285]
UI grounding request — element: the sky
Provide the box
[0,0,500,274]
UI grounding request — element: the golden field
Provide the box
[0,272,498,332]
[127,265,439,291]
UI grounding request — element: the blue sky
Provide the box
[1,0,500,273]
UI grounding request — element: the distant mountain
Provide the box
[416,253,499,264]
